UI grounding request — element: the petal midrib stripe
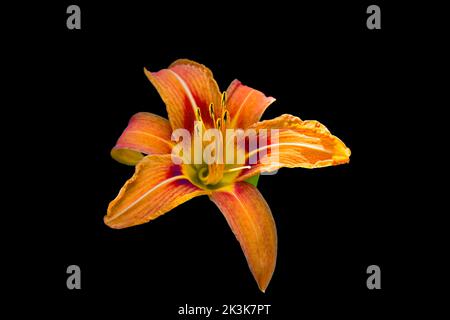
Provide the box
[127,130,174,147]
[167,69,199,115]
[246,142,329,160]
[109,175,187,221]
[231,90,254,127]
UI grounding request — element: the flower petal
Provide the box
[105,155,207,229]
[210,182,277,292]
[238,114,351,180]
[111,112,173,165]
[144,59,222,132]
[226,80,275,129]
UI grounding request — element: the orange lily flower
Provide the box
[104,59,351,292]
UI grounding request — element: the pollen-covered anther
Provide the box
[223,110,229,123]
[216,118,222,130]
[221,91,227,107]
[209,103,215,119]
[196,107,202,122]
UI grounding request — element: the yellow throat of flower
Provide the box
[184,92,247,190]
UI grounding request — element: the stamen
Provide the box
[209,103,214,118]
[221,92,227,107]
[224,165,251,173]
[216,118,222,130]
[223,110,229,123]
[196,107,202,121]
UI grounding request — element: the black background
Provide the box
[14,1,444,318]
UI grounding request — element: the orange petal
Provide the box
[144,59,221,132]
[210,182,277,292]
[105,155,207,229]
[226,80,275,129]
[238,114,351,180]
[111,112,173,165]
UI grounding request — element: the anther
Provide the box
[209,103,214,118]
[196,107,202,121]
[221,92,227,107]
[216,118,222,130]
[223,110,229,123]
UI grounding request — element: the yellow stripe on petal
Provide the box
[105,155,208,229]
[111,112,173,165]
[210,182,277,292]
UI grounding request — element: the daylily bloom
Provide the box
[104,59,350,292]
